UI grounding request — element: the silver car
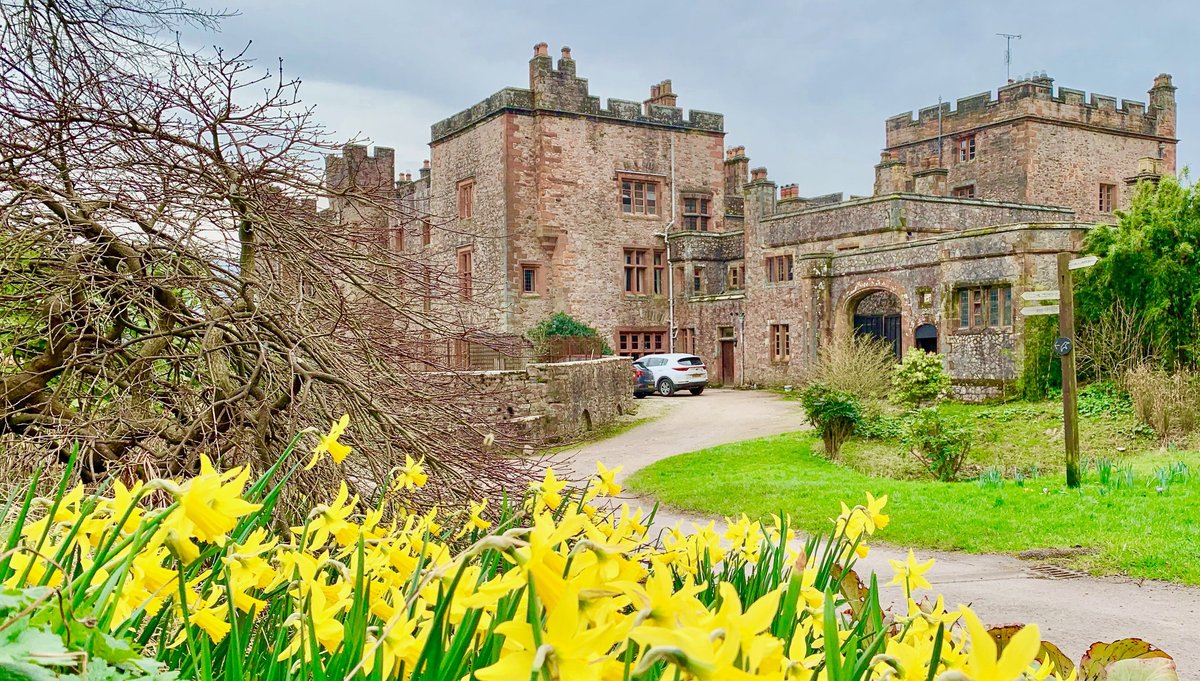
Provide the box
[636,353,708,396]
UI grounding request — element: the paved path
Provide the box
[557,388,1200,677]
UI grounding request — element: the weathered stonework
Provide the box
[432,357,634,442]
[327,45,1179,402]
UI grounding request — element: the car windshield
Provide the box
[678,356,704,366]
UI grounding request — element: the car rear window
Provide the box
[679,356,704,366]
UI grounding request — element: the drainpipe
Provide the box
[656,133,677,352]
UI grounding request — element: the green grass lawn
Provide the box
[626,432,1200,584]
[841,399,1164,480]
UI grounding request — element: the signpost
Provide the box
[1021,290,1060,302]
[1020,304,1060,316]
[1021,251,1097,489]
[1068,255,1099,270]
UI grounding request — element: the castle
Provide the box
[327,43,1177,400]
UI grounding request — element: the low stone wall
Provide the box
[432,357,634,443]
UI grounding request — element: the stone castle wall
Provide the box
[433,356,634,442]
[877,74,1177,220]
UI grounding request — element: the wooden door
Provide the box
[719,339,735,385]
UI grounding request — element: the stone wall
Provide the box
[467,45,728,351]
[435,357,634,443]
[876,74,1177,220]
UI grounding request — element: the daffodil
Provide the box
[530,467,568,512]
[888,549,935,595]
[296,481,359,548]
[306,414,352,468]
[455,498,492,538]
[393,454,428,490]
[594,461,623,497]
[960,606,1041,680]
[166,454,261,546]
[362,604,422,679]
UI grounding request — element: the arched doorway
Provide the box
[852,290,902,359]
[914,323,938,353]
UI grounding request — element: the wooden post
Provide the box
[1057,252,1081,488]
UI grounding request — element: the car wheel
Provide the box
[656,378,675,396]
[689,386,704,395]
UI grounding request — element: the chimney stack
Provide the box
[533,42,549,57]
[644,79,679,114]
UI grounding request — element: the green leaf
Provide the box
[988,625,1075,677]
[1080,639,1173,681]
[1104,658,1179,681]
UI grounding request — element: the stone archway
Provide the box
[850,289,902,360]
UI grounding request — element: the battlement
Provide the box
[885,73,1176,146]
[325,144,395,193]
[431,43,724,143]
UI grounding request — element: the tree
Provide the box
[1076,175,1200,371]
[0,0,532,505]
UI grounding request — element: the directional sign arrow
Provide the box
[1021,290,1060,302]
[1020,304,1060,316]
[1068,255,1099,270]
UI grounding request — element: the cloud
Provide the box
[300,80,445,175]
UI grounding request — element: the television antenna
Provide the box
[997,33,1022,81]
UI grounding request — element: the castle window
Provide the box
[770,324,791,362]
[624,248,649,294]
[955,284,1012,330]
[958,134,976,162]
[456,246,473,300]
[457,179,475,219]
[952,184,976,199]
[452,338,471,369]
[521,265,539,294]
[421,219,431,247]
[692,266,704,294]
[1099,183,1116,213]
[765,254,793,283]
[620,179,659,215]
[727,264,743,290]
[682,195,712,231]
[653,249,666,295]
[679,328,697,354]
[617,329,666,358]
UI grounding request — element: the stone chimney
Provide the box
[533,42,549,58]
[745,166,777,218]
[419,159,431,180]
[557,46,575,76]
[724,146,749,197]
[873,150,910,195]
[644,79,678,114]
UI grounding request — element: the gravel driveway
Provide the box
[558,388,1200,676]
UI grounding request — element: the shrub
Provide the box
[1017,314,1061,400]
[799,382,862,458]
[810,330,896,399]
[1077,380,1133,418]
[855,411,906,440]
[891,349,952,407]
[1075,174,1200,371]
[902,407,974,481]
[528,312,613,359]
[1075,301,1155,381]
[1124,364,1200,440]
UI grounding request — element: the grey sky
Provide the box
[191,1,1196,197]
